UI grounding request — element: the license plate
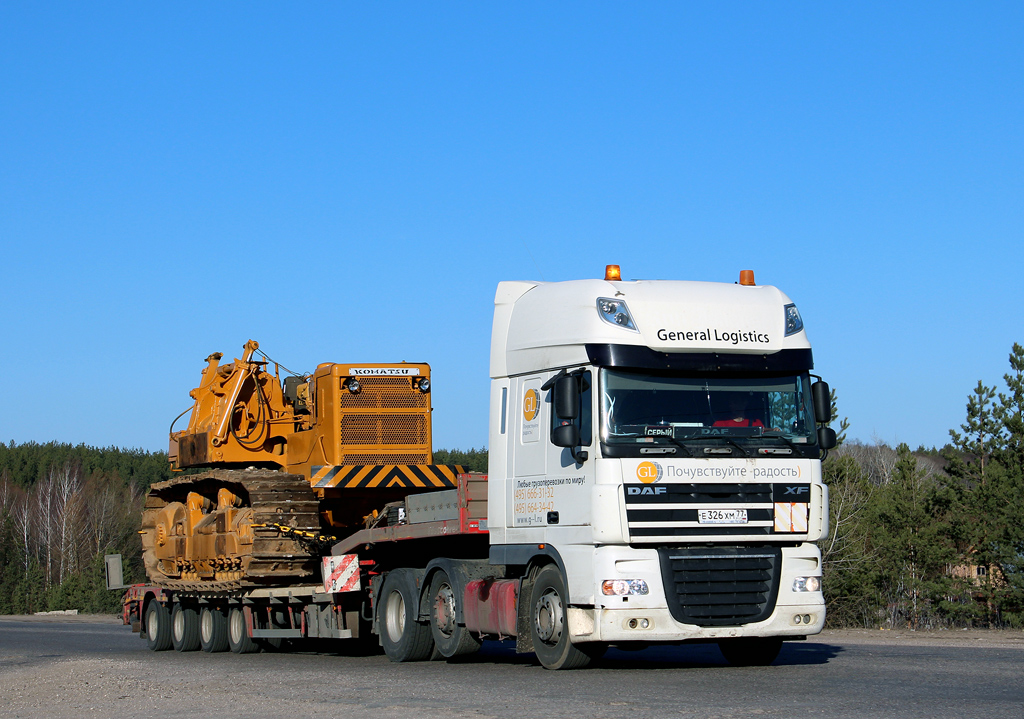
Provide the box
[698,508,748,524]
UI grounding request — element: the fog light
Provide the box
[793,576,821,592]
[602,579,649,596]
[804,614,812,624]
[628,618,638,629]
[795,614,803,624]
[639,618,650,628]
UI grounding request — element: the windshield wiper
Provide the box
[754,434,807,455]
[685,437,750,457]
[654,436,694,457]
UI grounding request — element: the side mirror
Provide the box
[554,375,579,420]
[818,426,837,450]
[811,381,832,423]
[553,423,580,448]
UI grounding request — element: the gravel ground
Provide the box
[8,614,1022,644]
[2,617,1022,719]
[1,613,124,624]
[822,626,1024,649]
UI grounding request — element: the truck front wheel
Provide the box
[718,637,783,666]
[529,565,603,670]
[428,570,481,659]
[380,571,434,662]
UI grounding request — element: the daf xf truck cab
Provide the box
[483,265,834,667]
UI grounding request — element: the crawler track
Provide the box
[141,469,321,592]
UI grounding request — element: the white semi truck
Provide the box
[121,265,833,670]
[478,265,833,668]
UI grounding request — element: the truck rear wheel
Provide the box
[380,571,434,662]
[171,604,200,652]
[428,570,481,658]
[530,565,602,670]
[718,637,783,666]
[200,607,229,652]
[144,601,172,652]
[228,607,258,654]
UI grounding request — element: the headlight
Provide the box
[597,298,639,332]
[793,576,821,592]
[602,579,649,596]
[784,304,804,336]
[418,378,430,393]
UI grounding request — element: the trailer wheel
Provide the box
[228,607,258,654]
[144,601,172,652]
[529,565,602,670]
[171,604,200,652]
[380,572,434,662]
[428,570,481,659]
[718,637,783,666]
[200,608,229,653]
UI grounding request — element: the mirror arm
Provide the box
[541,369,567,392]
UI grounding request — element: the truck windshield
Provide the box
[600,369,817,447]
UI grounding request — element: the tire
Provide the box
[144,601,172,652]
[228,607,258,654]
[428,570,481,659]
[171,604,201,652]
[200,607,229,653]
[718,637,783,666]
[379,571,434,662]
[529,565,602,670]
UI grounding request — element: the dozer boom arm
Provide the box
[210,339,261,447]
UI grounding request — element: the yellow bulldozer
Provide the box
[140,340,463,591]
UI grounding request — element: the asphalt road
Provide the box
[1,617,1022,718]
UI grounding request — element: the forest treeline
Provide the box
[2,344,1022,624]
[0,441,172,614]
[823,343,1024,628]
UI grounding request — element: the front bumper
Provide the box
[568,600,824,644]
[567,543,825,644]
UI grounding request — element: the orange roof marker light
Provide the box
[605,264,622,281]
[739,270,756,286]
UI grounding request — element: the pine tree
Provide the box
[870,444,956,629]
[990,344,1024,623]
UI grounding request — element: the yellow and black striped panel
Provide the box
[310,464,465,490]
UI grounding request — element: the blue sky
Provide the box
[1,3,1021,454]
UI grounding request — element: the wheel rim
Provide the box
[385,590,406,642]
[433,583,457,638]
[230,610,243,644]
[149,606,160,637]
[173,608,184,642]
[534,589,563,645]
[200,610,212,643]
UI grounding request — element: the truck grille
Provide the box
[657,545,781,627]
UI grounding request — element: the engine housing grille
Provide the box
[657,545,782,627]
